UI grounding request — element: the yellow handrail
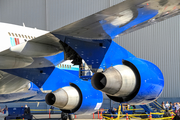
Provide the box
[102,107,174,120]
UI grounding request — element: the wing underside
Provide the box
[3,0,180,70]
[50,0,180,69]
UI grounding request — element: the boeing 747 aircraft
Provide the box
[0,0,180,115]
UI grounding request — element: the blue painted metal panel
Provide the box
[63,70,79,77]
[42,67,80,92]
[99,41,135,69]
[71,81,103,115]
[125,58,164,104]
[44,52,64,66]
[55,36,112,69]
[94,41,164,104]
[51,36,134,70]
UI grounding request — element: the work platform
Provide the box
[33,114,100,120]
[32,114,139,120]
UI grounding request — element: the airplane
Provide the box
[0,0,179,115]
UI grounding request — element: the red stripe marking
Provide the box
[164,6,167,10]
[173,6,177,10]
[14,38,18,45]
[14,38,20,45]
[17,38,20,44]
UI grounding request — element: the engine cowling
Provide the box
[45,81,103,114]
[91,65,136,97]
[46,86,80,110]
[91,58,164,105]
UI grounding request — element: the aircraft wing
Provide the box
[52,0,180,39]
[9,0,180,70]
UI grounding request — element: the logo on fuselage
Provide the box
[10,37,20,46]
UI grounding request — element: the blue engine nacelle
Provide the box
[45,81,103,114]
[91,57,164,105]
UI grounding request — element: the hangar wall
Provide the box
[0,0,180,99]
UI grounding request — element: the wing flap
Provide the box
[30,33,59,46]
[10,41,62,57]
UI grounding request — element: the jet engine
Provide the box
[91,58,164,105]
[45,81,103,114]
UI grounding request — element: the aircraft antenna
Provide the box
[23,23,26,27]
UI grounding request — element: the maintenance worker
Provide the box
[24,105,31,115]
[163,109,171,117]
[165,101,170,110]
[61,112,69,120]
[107,107,117,118]
[0,107,8,120]
[50,106,54,114]
[61,112,74,120]
[24,105,31,120]
[132,105,136,114]
[68,113,74,120]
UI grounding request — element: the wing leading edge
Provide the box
[52,0,180,39]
